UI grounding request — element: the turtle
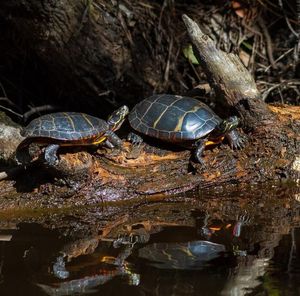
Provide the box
[17,105,129,166]
[128,94,246,164]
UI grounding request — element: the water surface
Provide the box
[1,184,300,295]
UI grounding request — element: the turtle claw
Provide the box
[233,134,248,150]
[45,154,59,166]
[227,130,247,150]
[237,213,251,224]
[127,132,143,147]
[233,212,251,237]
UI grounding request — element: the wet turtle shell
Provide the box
[21,112,109,144]
[128,94,222,142]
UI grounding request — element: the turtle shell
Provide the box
[22,112,109,142]
[128,95,221,142]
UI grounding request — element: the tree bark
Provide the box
[0,0,185,112]
[182,15,275,130]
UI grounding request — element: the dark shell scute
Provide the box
[172,97,204,112]
[73,115,91,131]
[154,106,185,131]
[153,94,180,106]
[39,129,51,138]
[135,100,152,119]
[182,113,214,139]
[49,130,61,139]
[54,115,75,132]
[142,102,167,128]
[40,120,55,131]
[129,115,140,128]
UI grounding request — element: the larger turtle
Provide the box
[128,94,246,164]
[18,106,129,166]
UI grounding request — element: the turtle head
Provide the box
[216,116,239,135]
[107,105,129,131]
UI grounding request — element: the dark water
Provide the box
[1,184,300,295]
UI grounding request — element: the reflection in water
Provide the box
[53,256,69,280]
[37,259,139,296]
[37,242,140,295]
[221,257,270,296]
[137,240,226,270]
[0,184,300,295]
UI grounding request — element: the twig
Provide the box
[118,10,133,46]
[264,48,294,72]
[189,61,202,82]
[0,103,23,119]
[23,105,57,122]
[0,82,8,98]
[164,36,173,84]
[158,0,167,30]
[98,90,113,97]
[261,83,281,101]
[258,18,277,70]
[278,0,299,37]
[0,83,21,111]
[249,34,258,74]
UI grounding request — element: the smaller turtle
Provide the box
[17,106,129,166]
[128,94,246,164]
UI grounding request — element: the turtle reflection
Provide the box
[36,213,251,295]
[37,243,139,296]
[137,240,226,270]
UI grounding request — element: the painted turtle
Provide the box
[18,105,129,165]
[128,94,246,164]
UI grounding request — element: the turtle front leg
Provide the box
[104,130,123,149]
[226,130,247,150]
[44,144,60,166]
[127,132,143,146]
[103,139,115,149]
[194,139,207,165]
